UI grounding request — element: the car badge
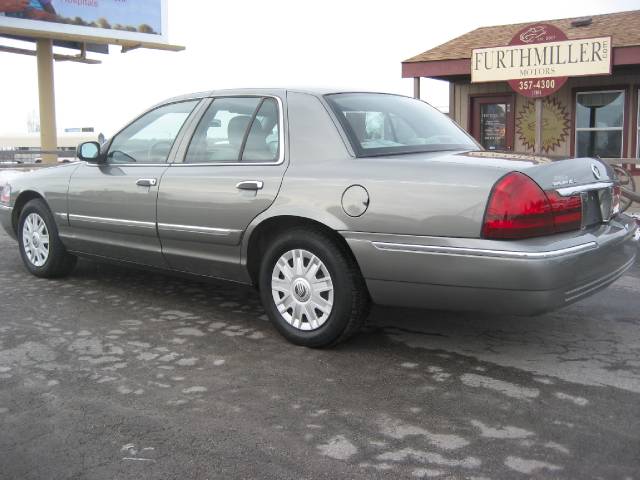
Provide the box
[552,176,576,187]
[591,163,602,180]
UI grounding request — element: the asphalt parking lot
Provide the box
[0,227,639,480]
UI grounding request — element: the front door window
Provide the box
[108,100,198,164]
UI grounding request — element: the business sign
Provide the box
[0,0,167,45]
[472,23,612,98]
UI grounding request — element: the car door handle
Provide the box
[136,178,157,187]
[236,180,264,191]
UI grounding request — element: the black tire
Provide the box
[17,198,77,278]
[258,226,370,347]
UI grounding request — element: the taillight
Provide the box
[546,191,582,233]
[482,172,554,239]
[482,172,583,240]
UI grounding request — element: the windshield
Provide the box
[325,93,478,156]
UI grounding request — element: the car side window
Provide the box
[185,97,262,163]
[345,111,419,147]
[242,98,280,163]
[185,97,280,164]
[107,100,198,164]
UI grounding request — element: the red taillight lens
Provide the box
[482,172,583,240]
[546,191,582,233]
[482,172,554,239]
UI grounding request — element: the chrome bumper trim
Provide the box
[68,214,155,229]
[371,241,598,259]
[157,223,239,236]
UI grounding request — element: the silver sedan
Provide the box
[1,89,637,346]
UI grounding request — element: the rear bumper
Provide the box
[0,204,15,240]
[342,215,639,315]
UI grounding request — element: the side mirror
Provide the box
[77,141,101,162]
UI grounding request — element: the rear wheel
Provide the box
[259,227,370,347]
[18,199,76,278]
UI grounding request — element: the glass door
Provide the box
[471,95,515,151]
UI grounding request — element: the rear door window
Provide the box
[185,97,280,163]
[242,98,280,163]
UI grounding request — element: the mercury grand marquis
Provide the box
[1,89,637,346]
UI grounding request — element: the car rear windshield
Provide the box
[325,93,478,156]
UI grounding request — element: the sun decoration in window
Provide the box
[516,97,570,153]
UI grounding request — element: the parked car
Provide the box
[1,89,637,346]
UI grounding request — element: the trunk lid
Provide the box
[456,151,615,189]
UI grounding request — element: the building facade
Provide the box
[403,10,640,173]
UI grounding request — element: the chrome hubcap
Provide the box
[22,213,50,267]
[271,249,334,331]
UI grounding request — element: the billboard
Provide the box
[0,0,168,45]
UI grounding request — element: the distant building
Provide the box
[64,127,95,133]
[0,132,98,162]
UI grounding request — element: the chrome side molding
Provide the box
[66,214,239,236]
[68,214,156,229]
[157,223,239,236]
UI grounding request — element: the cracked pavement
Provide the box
[0,228,639,479]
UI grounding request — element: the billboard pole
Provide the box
[36,38,57,164]
[1,0,182,163]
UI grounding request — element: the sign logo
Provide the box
[591,163,602,180]
[519,26,547,44]
[471,23,612,98]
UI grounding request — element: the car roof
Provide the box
[157,88,413,106]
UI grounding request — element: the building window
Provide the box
[637,89,640,158]
[575,90,625,158]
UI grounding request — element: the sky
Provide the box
[0,0,638,138]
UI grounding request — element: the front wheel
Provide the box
[18,199,76,278]
[259,227,370,347]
